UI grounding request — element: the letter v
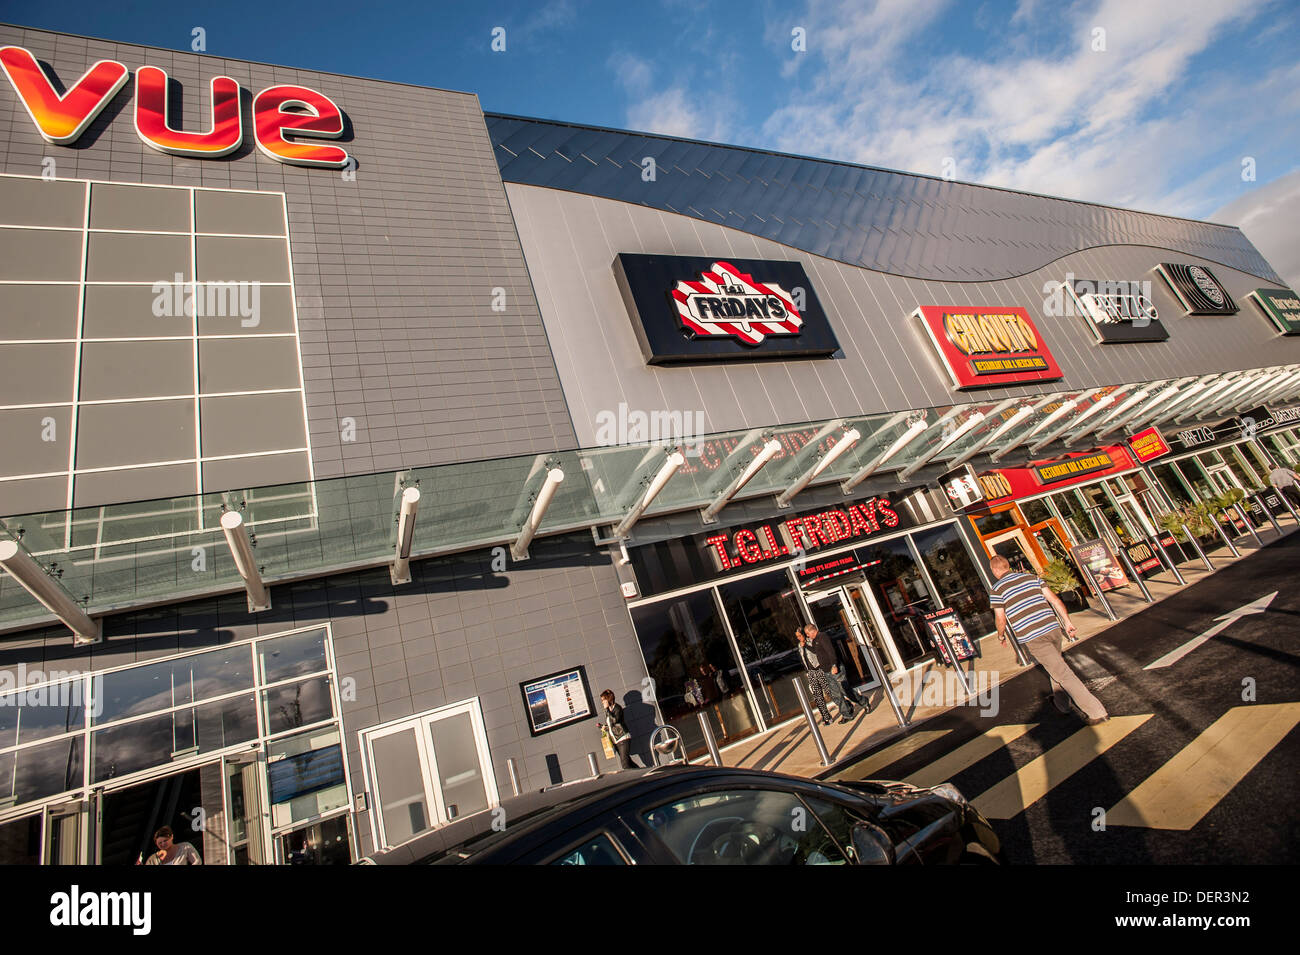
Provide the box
[0,46,128,145]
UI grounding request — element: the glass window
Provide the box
[0,814,42,865]
[92,694,257,782]
[629,589,758,754]
[263,676,334,735]
[0,682,84,747]
[92,645,253,726]
[854,537,936,666]
[268,727,349,828]
[550,832,628,866]
[1151,463,1194,506]
[1019,499,1052,525]
[1053,490,1101,542]
[642,788,847,865]
[279,815,353,865]
[911,525,994,638]
[259,629,328,684]
[973,509,1017,535]
[1,737,83,804]
[718,569,806,728]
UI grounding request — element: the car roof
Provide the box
[362,764,857,864]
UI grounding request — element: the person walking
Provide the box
[797,624,856,724]
[599,690,640,770]
[988,556,1109,724]
[1268,463,1300,505]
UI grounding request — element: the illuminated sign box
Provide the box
[1127,426,1171,464]
[614,253,841,364]
[1246,288,1300,336]
[1034,452,1114,484]
[913,305,1062,390]
[1059,277,1169,344]
[1157,263,1238,315]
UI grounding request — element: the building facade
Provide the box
[2,24,1299,864]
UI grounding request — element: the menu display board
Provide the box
[1070,538,1129,593]
[521,666,594,737]
[1122,539,1163,579]
[923,607,976,664]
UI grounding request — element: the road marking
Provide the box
[905,724,1035,789]
[833,730,951,781]
[971,715,1152,819]
[1145,591,1277,670]
[1106,703,1300,830]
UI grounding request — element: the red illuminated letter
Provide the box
[135,66,242,157]
[877,497,900,528]
[0,46,128,144]
[734,529,763,564]
[703,534,733,571]
[253,84,349,168]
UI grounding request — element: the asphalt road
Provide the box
[832,533,1300,864]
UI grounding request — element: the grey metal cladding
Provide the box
[485,115,1282,284]
[0,25,577,498]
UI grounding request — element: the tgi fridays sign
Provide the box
[914,306,1063,389]
[1246,288,1300,336]
[614,254,841,364]
[0,45,350,168]
[703,497,907,572]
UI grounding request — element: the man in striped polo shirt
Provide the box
[988,556,1109,725]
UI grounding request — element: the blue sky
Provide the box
[5,0,1298,282]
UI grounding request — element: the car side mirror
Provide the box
[850,822,895,865]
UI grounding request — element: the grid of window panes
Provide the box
[0,626,342,815]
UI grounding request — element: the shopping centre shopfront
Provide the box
[3,24,1300,864]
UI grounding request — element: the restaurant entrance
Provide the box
[801,584,891,692]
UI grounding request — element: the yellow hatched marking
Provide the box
[904,723,1036,789]
[971,715,1152,819]
[833,730,952,781]
[1107,703,1300,831]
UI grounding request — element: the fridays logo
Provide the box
[671,261,802,345]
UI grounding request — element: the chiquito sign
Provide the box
[0,45,350,168]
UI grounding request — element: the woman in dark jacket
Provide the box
[600,689,639,770]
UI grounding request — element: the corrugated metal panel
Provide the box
[486,115,1283,283]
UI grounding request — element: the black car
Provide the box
[361,765,1003,865]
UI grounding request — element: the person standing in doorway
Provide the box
[989,556,1109,725]
[797,625,856,724]
[599,690,640,770]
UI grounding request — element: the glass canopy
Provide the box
[3,365,1298,633]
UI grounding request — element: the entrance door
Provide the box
[225,753,269,865]
[362,701,497,850]
[1207,466,1242,495]
[803,587,889,689]
[984,528,1039,574]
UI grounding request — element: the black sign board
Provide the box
[1122,538,1164,579]
[520,666,595,737]
[1171,418,1241,451]
[1156,263,1239,315]
[1033,451,1115,484]
[1240,404,1300,436]
[1061,277,1169,343]
[613,253,841,364]
[629,492,918,598]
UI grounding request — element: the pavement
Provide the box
[722,512,1298,790]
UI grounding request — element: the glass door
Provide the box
[983,528,1040,574]
[803,587,888,688]
[225,753,268,865]
[362,701,497,850]
[44,802,85,865]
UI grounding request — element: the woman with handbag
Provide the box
[599,689,640,770]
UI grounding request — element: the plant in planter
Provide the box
[1040,559,1088,611]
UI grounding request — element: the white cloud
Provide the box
[1212,170,1300,290]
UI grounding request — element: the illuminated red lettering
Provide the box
[760,524,788,558]
[846,505,873,537]
[822,510,852,542]
[135,66,242,157]
[253,84,349,168]
[0,46,128,145]
[877,498,900,528]
[703,534,733,570]
[734,529,763,563]
[851,502,880,533]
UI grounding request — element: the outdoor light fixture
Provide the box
[701,438,783,523]
[840,416,928,493]
[613,449,685,539]
[511,468,564,561]
[0,538,101,645]
[776,427,861,507]
[220,510,270,612]
[391,486,422,583]
[898,411,985,480]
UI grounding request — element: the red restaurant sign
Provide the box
[914,305,1063,390]
[1128,426,1171,464]
[703,497,903,571]
[974,445,1136,505]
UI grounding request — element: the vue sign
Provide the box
[0,46,350,168]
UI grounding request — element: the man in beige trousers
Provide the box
[988,556,1109,724]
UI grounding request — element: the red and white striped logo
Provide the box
[670,261,802,345]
